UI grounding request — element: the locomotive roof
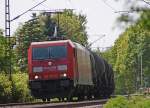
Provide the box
[30,40,75,47]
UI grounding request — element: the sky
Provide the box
[0,0,125,49]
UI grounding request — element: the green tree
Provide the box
[111,10,150,94]
[0,74,12,103]
[0,30,10,73]
[54,10,88,45]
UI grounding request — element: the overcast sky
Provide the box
[0,0,125,48]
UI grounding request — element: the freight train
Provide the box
[28,40,115,101]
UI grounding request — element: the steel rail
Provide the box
[0,99,107,108]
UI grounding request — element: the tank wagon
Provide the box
[28,40,114,101]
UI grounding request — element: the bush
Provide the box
[12,72,34,102]
[128,96,150,108]
[142,100,150,108]
[104,96,129,108]
[0,72,34,103]
[0,73,12,103]
[104,96,150,108]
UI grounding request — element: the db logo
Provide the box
[48,62,52,66]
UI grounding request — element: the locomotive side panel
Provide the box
[74,43,93,85]
[28,46,32,79]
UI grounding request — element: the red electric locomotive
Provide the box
[28,39,114,101]
[28,40,94,101]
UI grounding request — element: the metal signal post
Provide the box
[5,0,12,80]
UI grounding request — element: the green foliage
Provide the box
[0,29,17,74]
[55,10,88,45]
[0,33,10,73]
[0,73,34,103]
[12,73,33,102]
[104,96,150,108]
[104,96,129,108]
[114,10,150,94]
[101,10,150,94]
[128,96,150,108]
[0,73,12,103]
[100,47,115,66]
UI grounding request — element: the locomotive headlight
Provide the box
[35,75,39,79]
[63,73,67,77]
[33,67,43,72]
[57,65,67,71]
[60,73,67,78]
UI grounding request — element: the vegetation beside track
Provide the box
[104,95,150,108]
[0,73,34,103]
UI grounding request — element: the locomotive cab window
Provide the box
[49,46,67,59]
[32,46,67,60]
[32,47,49,60]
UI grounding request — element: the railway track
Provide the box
[0,99,107,108]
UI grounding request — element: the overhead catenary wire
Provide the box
[114,0,150,13]
[40,2,52,10]
[39,0,75,12]
[97,0,124,13]
[88,34,105,48]
[30,9,68,13]
[10,0,47,22]
[141,0,150,6]
[67,0,76,10]
[97,0,148,14]
[100,0,117,12]
[91,47,112,52]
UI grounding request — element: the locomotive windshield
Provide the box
[32,46,67,60]
[50,46,67,59]
[32,48,49,60]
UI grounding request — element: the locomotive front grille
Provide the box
[29,79,72,91]
[30,82,41,89]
